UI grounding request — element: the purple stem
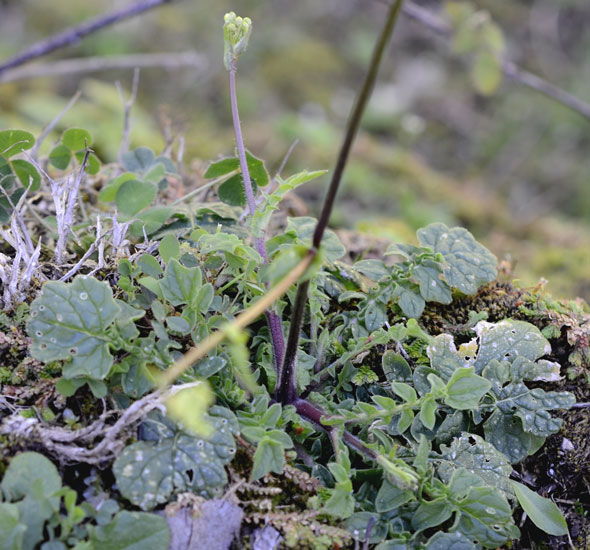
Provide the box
[293,398,378,460]
[229,58,285,371]
[229,59,257,219]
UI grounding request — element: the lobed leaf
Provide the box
[114,408,238,510]
[417,223,497,295]
[27,276,120,380]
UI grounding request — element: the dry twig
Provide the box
[0,0,175,75]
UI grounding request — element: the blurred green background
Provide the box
[0,0,589,299]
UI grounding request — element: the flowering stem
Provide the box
[228,56,285,370]
[229,58,257,220]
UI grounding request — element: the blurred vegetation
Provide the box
[0,0,589,299]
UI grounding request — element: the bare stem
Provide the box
[0,0,174,76]
[277,0,406,405]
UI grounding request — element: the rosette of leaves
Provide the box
[98,146,176,237]
[113,407,239,510]
[352,223,498,321]
[0,129,39,222]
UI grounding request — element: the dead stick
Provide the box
[401,0,590,121]
[0,0,174,75]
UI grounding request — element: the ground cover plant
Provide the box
[1,2,590,549]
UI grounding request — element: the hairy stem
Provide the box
[229,57,285,369]
[277,0,406,405]
[293,398,378,460]
[229,59,258,221]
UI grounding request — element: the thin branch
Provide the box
[59,229,109,282]
[400,0,590,120]
[0,52,207,84]
[0,0,175,76]
[117,68,141,163]
[31,90,81,160]
[278,0,406,405]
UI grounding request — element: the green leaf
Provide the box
[245,150,270,187]
[511,480,568,536]
[411,498,453,531]
[143,163,165,185]
[129,206,174,237]
[218,173,257,207]
[55,377,85,397]
[438,434,513,496]
[251,170,326,237]
[121,147,155,174]
[391,382,417,403]
[0,130,35,157]
[1,453,62,550]
[454,486,518,547]
[474,320,551,372]
[375,480,415,513]
[417,223,497,295]
[250,437,285,480]
[426,334,465,381]
[364,301,387,331]
[48,144,72,170]
[425,532,476,550]
[11,160,40,191]
[158,234,180,263]
[412,261,452,304]
[204,157,240,178]
[0,503,25,550]
[285,217,346,262]
[1,452,61,501]
[75,151,100,174]
[353,259,390,281]
[113,408,238,509]
[165,316,191,334]
[323,480,355,519]
[419,397,437,430]
[160,259,202,307]
[27,276,120,380]
[472,49,503,96]
[382,351,412,384]
[262,245,307,286]
[89,511,170,550]
[62,128,92,150]
[115,180,157,216]
[137,254,162,278]
[99,173,136,202]
[393,285,425,318]
[483,410,546,463]
[445,367,491,410]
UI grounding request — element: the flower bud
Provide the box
[223,12,253,70]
